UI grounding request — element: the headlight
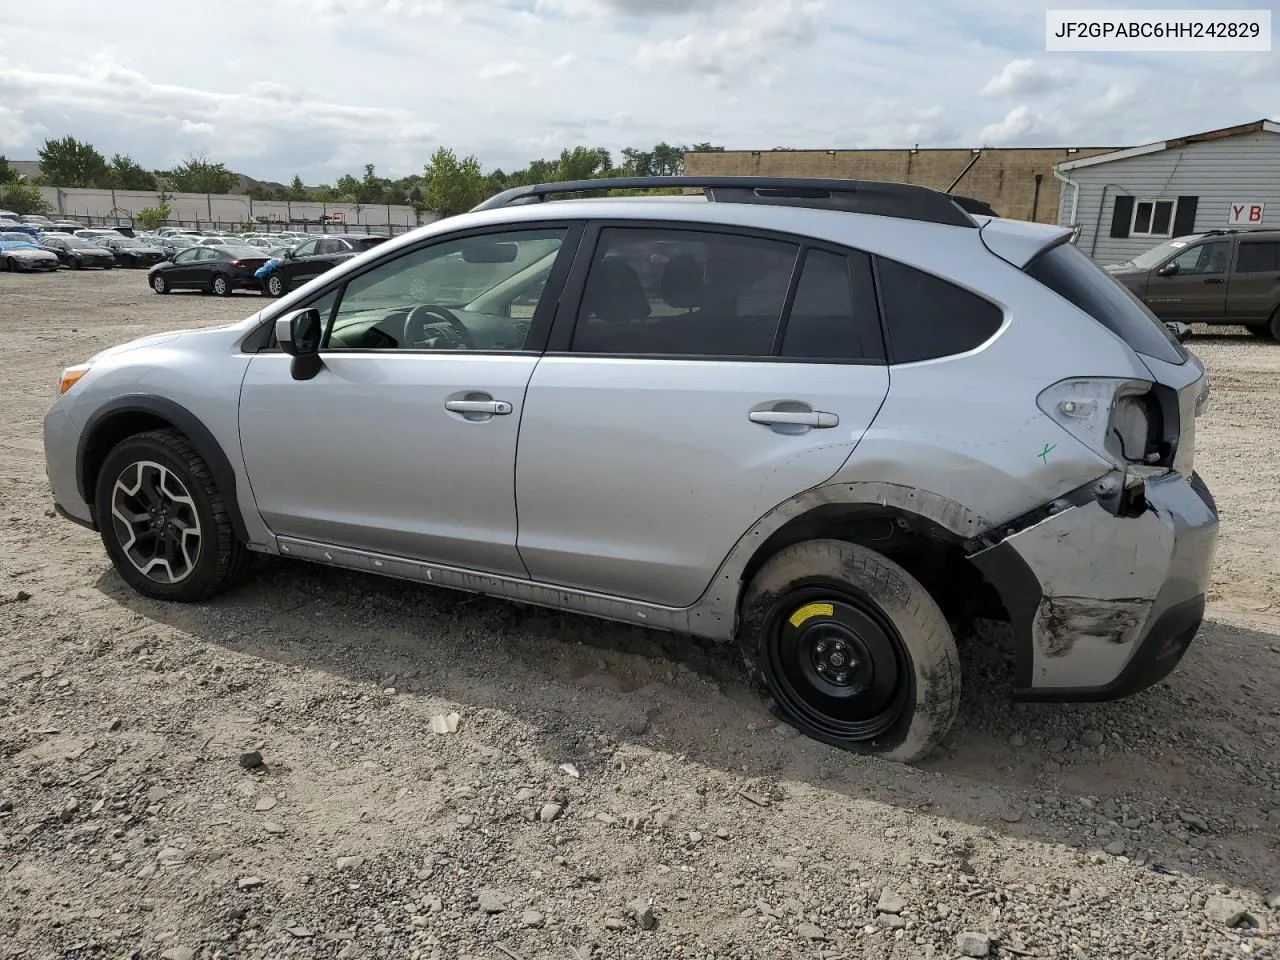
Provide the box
[59,363,92,396]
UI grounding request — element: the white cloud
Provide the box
[476,61,525,80]
[637,0,823,86]
[978,105,1048,144]
[980,59,1076,98]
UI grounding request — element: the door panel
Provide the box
[238,224,579,575]
[239,353,537,575]
[1226,240,1280,324]
[1142,240,1229,322]
[515,358,888,606]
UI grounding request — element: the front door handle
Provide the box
[445,399,512,415]
[1203,278,1225,285]
[749,410,839,428]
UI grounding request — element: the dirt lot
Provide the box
[2,269,1278,960]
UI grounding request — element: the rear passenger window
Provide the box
[570,227,798,357]
[1235,242,1280,273]
[780,249,884,362]
[876,258,1003,363]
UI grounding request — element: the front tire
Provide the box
[4,257,13,272]
[1268,306,1280,341]
[210,273,231,297]
[151,274,169,295]
[94,429,250,602]
[739,539,960,763]
[71,256,83,270]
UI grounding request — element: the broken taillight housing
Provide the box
[1037,378,1169,473]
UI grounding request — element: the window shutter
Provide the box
[1110,195,1134,238]
[1172,196,1198,237]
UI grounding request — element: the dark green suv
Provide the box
[1105,229,1280,338]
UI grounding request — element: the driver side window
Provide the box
[1169,241,1228,275]
[322,228,568,352]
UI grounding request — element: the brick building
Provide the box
[683,145,1120,224]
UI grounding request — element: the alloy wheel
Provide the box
[110,460,202,584]
[763,588,912,742]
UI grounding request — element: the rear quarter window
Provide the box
[875,257,1004,363]
[1024,242,1187,364]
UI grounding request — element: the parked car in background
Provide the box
[20,215,52,227]
[49,220,84,232]
[94,235,167,269]
[153,235,199,259]
[266,234,389,295]
[147,244,270,296]
[0,230,39,243]
[0,239,60,272]
[1,223,42,240]
[74,228,126,242]
[254,243,302,296]
[1106,229,1280,339]
[195,237,234,247]
[40,234,117,270]
[154,227,202,238]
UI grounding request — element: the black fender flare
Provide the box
[76,395,249,542]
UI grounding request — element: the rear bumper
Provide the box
[971,470,1218,700]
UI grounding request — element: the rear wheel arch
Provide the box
[733,497,1010,636]
[77,397,249,542]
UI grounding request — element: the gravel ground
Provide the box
[2,269,1279,960]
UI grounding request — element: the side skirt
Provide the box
[274,536,734,641]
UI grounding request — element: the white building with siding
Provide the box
[1054,119,1280,265]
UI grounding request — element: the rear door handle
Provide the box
[445,399,512,415]
[749,410,839,428]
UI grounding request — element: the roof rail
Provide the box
[470,176,977,228]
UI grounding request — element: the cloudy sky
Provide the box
[0,0,1275,185]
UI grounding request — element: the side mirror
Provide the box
[1157,261,1179,277]
[1165,321,1192,343]
[275,308,324,380]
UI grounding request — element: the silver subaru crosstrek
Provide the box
[43,176,1218,762]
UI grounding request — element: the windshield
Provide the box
[61,237,101,249]
[116,238,148,248]
[1025,241,1187,364]
[1125,238,1194,270]
[223,245,266,258]
[1,232,32,242]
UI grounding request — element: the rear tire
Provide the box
[266,273,285,297]
[1268,306,1280,341]
[739,539,960,764]
[211,273,231,297]
[94,429,251,602]
[71,256,83,270]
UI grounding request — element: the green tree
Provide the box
[0,156,15,184]
[108,154,157,191]
[0,181,51,215]
[334,173,361,202]
[166,150,236,194]
[424,147,484,217]
[287,175,308,201]
[37,136,110,187]
[133,198,172,230]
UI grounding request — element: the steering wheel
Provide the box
[403,304,475,350]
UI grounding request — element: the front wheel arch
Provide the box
[76,397,249,542]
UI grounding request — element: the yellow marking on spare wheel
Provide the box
[788,602,834,628]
